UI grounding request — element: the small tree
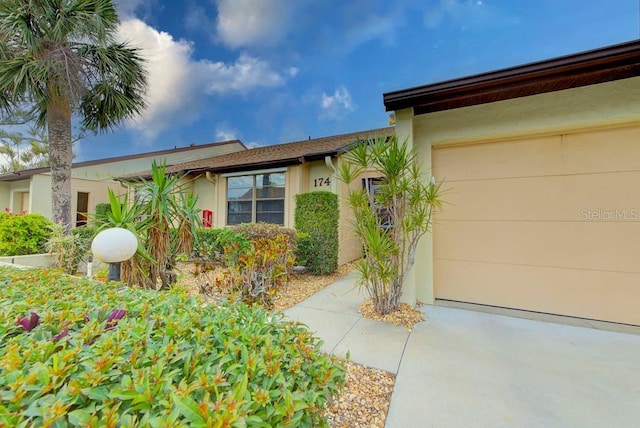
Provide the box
[337,134,442,315]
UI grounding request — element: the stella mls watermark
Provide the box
[580,208,639,221]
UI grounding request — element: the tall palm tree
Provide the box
[0,0,146,232]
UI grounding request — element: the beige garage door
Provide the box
[432,125,640,326]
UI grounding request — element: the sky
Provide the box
[71,0,640,161]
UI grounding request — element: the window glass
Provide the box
[255,173,285,199]
[256,200,284,224]
[227,176,254,200]
[226,173,285,225]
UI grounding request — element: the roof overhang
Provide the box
[383,39,640,115]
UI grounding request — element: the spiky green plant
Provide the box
[98,162,200,290]
[0,0,147,233]
[337,134,442,314]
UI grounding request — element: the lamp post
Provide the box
[91,228,138,282]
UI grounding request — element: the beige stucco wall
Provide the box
[29,175,51,217]
[7,174,125,223]
[192,174,218,227]
[396,76,640,311]
[192,158,361,265]
[71,142,245,180]
[0,182,9,211]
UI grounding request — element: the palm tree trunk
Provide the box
[47,102,73,234]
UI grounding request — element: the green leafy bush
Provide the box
[294,192,339,274]
[46,225,92,274]
[192,227,248,264]
[0,212,53,256]
[94,202,112,224]
[72,225,98,246]
[295,232,312,267]
[219,223,296,307]
[0,267,345,427]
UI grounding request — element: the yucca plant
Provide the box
[337,134,442,314]
[97,188,151,287]
[98,161,200,290]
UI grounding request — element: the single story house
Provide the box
[125,127,394,265]
[384,40,640,326]
[0,140,245,227]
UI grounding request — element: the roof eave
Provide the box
[383,39,640,114]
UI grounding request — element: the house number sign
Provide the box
[313,177,331,187]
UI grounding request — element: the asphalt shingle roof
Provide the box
[123,127,394,180]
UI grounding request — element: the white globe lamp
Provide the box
[91,227,138,281]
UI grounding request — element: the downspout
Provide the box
[205,171,216,184]
[324,155,338,193]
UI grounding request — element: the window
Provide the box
[363,177,393,230]
[227,172,285,225]
[76,192,89,227]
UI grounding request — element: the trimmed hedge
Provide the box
[0,267,345,427]
[0,212,53,256]
[294,192,339,274]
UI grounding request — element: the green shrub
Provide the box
[295,232,312,266]
[46,224,92,274]
[0,267,345,427]
[192,227,248,264]
[0,213,53,256]
[219,223,296,308]
[94,202,112,224]
[294,192,339,274]
[72,225,98,246]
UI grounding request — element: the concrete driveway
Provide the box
[284,274,640,427]
[386,306,640,428]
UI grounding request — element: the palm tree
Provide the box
[0,0,147,233]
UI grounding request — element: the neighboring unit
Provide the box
[0,140,245,227]
[124,127,395,265]
[384,40,640,326]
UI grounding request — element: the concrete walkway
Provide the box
[284,272,640,428]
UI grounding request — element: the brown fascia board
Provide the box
[0,139,245,182]
[383,39,640,114]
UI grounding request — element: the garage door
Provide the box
[432,126,640,326]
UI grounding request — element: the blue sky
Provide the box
[75,0,640,161]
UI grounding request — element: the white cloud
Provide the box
[215,0,294,48]
[184,2,215,34]
[214,123,237,141]
[423,0,508,30]
[203,54,284,93]
[320,86,355,119]
[115,18,287,140]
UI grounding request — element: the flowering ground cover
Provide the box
[0,268,345,427]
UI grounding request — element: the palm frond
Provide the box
[79,43,147,131]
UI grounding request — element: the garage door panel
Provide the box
[435,259,640,326]
[433,126,640,181]
[436,171,640,222]
[432,127,640,326]
[435,220,640,273]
